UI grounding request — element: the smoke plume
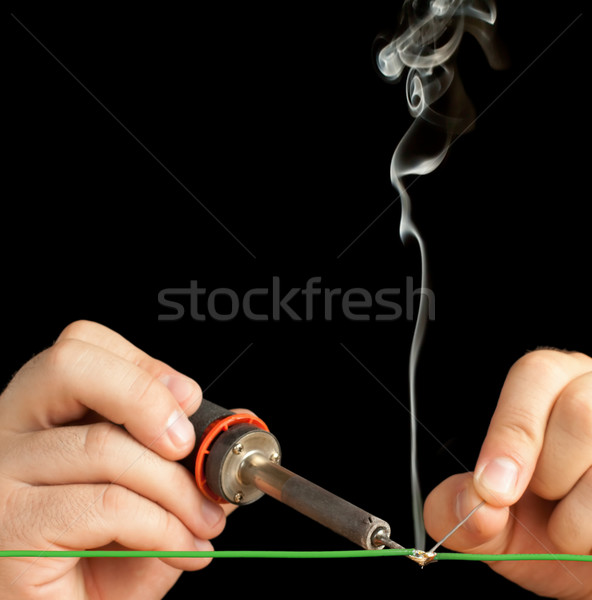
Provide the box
[376,0,507,549]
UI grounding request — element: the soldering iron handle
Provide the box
[190,399,235,438]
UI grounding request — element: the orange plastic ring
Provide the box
[194,413,269,503]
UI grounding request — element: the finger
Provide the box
[474,350,592,506]
[530,372,592,500]
[5,423,226,540]
[81,547,183,600]
[1,339,199,460]
[57,320,202,415]
[15,483,214,572]
[548,467,592,554]
[424,473,511,553]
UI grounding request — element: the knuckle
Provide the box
[100,485,171,545]
[84,422,121,463]
[513,349,567,380]
[45,338,86,374]
[101,485,131,520]
[548,507,578,554]
[558,384,592,437]
[56,320,98,343]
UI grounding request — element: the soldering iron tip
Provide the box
[372,530,405,550]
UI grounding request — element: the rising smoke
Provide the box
[376,0,507,549]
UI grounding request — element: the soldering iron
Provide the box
[180,400,402,551]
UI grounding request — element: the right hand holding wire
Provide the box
[424,349,592,600]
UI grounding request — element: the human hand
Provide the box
[424,349,592,599]
[0,321,232,600]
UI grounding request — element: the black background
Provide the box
[5,2,589,599]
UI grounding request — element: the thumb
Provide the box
[472,350,591,507]
[423,473,511,553]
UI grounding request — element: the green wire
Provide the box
[0,550,590,561]
[435,553,591,562]
[0,550,411,559]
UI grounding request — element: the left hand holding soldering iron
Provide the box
[424,349,592,600]
[0,320,238,600]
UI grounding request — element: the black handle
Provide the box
[179,399,233,473]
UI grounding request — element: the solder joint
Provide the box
[408,549,437,568]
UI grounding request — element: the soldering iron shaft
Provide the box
[183,400,403,551]
[239,452,396,550]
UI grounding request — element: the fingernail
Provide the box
[160,374,201,409]
[166,411,195,448]
[201,499,224,528]
[476,457,519,498]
